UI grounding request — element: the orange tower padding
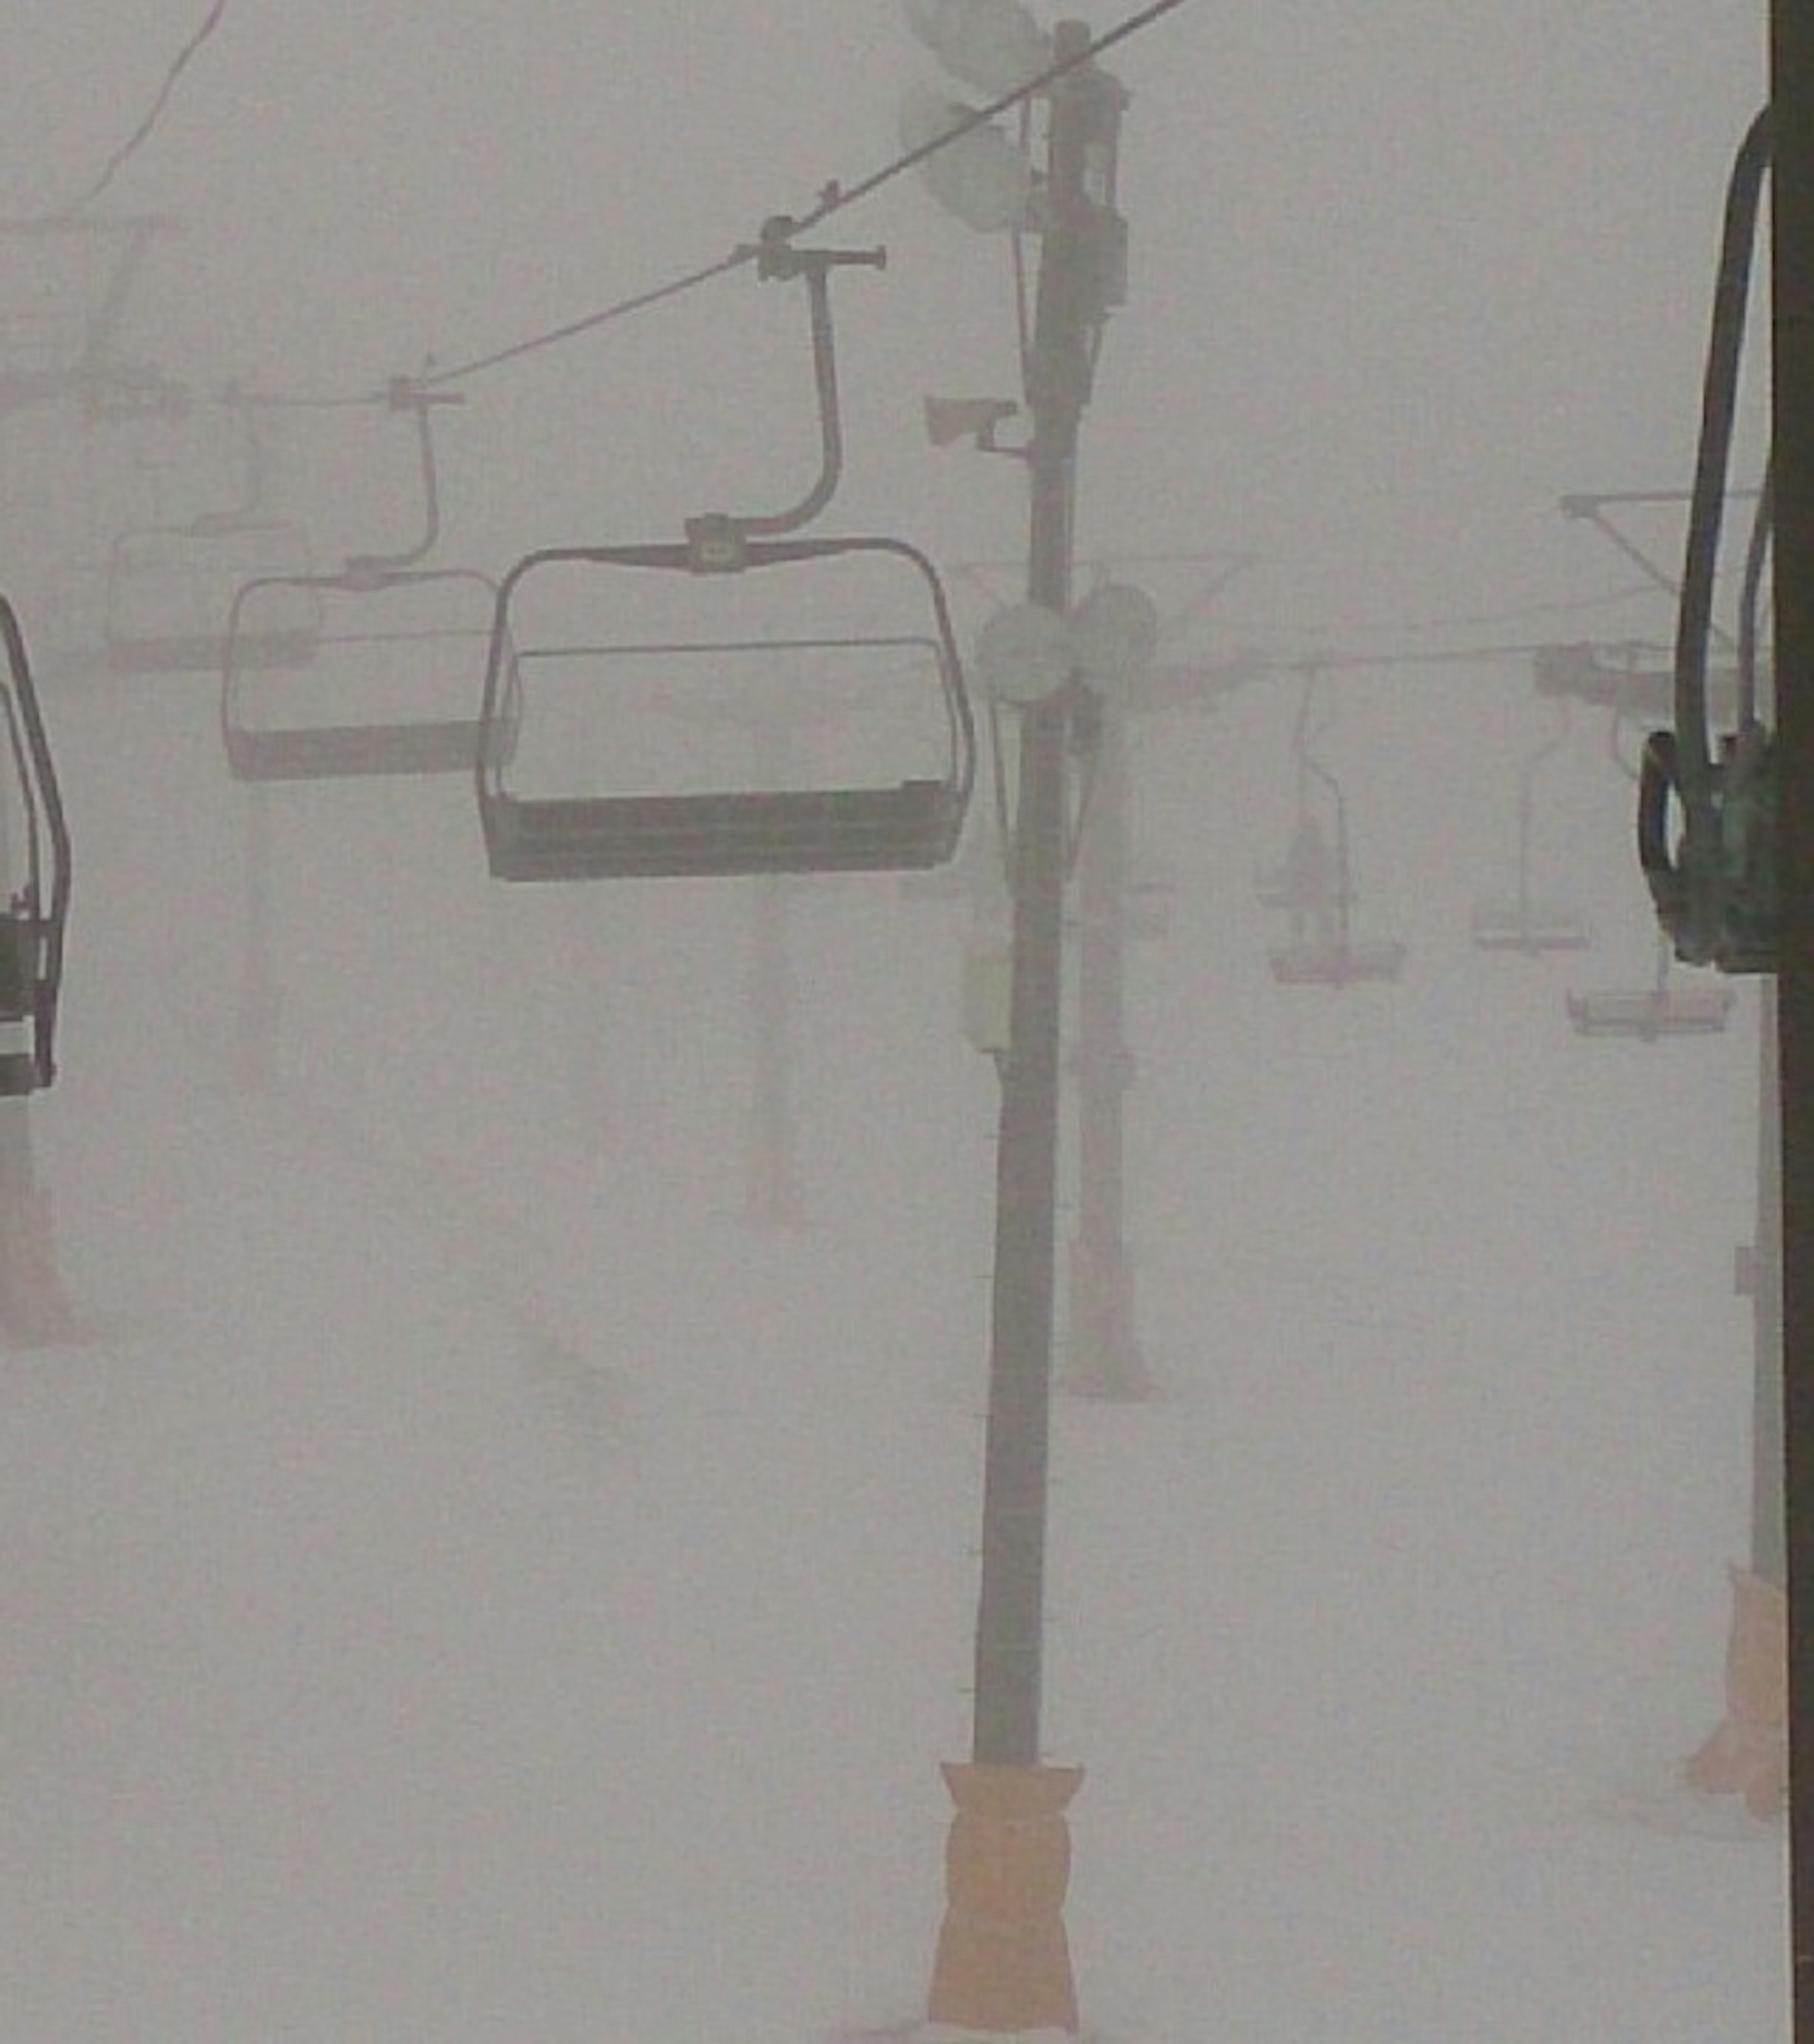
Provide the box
[1683,1565,1788,1820]
[927,1761,1083,2035]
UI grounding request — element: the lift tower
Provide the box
[927,19,1128,2035]
[1771,5,1814,2029]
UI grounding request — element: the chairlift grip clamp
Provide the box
[751,215,886,283]
[381,373,464,412]
[683,514,750,574]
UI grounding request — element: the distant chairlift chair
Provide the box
[1566,931,1735,1041]
[474,220,975,883]
[478,539,972,880]
[1262,668,1405,987]
[1470,706,1590,954]
[221,379,507,781]
[104,397,318,677]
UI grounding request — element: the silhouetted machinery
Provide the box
[1635,109,1776,975]
[0,599,70,1093]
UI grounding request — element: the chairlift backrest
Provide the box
[476,535,975,881]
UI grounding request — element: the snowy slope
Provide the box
[0,658,1785,2042]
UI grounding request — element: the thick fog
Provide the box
[0,5,1787,2041]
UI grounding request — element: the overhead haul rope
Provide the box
[61,0,231,216]
[411,0,1199,392]
[51,1,1199,421]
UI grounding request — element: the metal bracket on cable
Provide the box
[337,375,465,586]
[683,216,886,567]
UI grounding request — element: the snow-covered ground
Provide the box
[0,660,1786,2042]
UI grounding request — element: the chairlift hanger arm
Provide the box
[205,390,272,530]
[1673,107,1772,794]
[1737,456,1773,730]
[476,532,975,879]
[339,377,463,582]
[700,218,886,542]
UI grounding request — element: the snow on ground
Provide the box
[0,672,1787,2040]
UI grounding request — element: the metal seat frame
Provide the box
[1566,936,1735,1042]
[1470,705,1591,955]
[221,383,506,782]
[1261,664,1406,988]
[477,534,975,881]
[222,567,501,780]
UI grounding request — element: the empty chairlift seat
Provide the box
[105,514,319,677]
[1566,980,1736,1041]
[1268,935,1408,987]
[476,536,975,882]
[1566,937,1736,1040]
[222,566,505,782]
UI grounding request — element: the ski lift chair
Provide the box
[476,219,972,879]
[1269,928,1407,988]
[221,381,504,781]
[222,568,505,780]
[1263,814,1407,985]
[1261,668,1406,987]
[478,532,974,880]
[1566,935,1735,1041]
[1634,110,1777,975]
[1470,706,1591,954]
[103,389,317,675]
[0,599,71,1093]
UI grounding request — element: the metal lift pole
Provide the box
[973,14,1102,1772]
[1069,686,1146,1395]
[928,23,1121,2037]
[1772,0,1814,2027]
[745,723,804,1226]
[1756,982,1786,1589]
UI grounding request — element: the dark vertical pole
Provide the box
[971,20,1114,1767]
[746,873,800,1224]
[1068,688,1146,1397]
[1756,980,1786,1585]
[1771,3,1814,2029]
[235,785,278,1093]
[745,721,803,1226]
